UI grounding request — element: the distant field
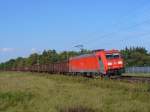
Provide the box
[0,72,150,112]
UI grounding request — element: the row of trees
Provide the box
[0,47,150,70]
[121,47,150,67]
[0,49,91,70]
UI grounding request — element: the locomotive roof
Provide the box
[105,50,120,54]
[70,53,95,60]
[70,49,120,60]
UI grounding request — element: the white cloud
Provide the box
[0,48,16,52]
[31,48,37,53]
[31,48,41,53]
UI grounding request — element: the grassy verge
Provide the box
[0,72,150,112]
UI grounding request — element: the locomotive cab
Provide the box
[105,50,124,75]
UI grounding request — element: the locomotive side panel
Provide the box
[69,54,100,73]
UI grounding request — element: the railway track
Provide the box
[110,76,150,83]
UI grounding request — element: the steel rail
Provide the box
[110,76,150,83]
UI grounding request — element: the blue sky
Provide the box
[0,0,150,62]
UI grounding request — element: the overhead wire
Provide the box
[71,2,150,50]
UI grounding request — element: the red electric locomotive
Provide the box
[8,49,125,77]
[69,49,124,76]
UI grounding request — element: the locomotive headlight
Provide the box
[118,61,123,64]
[108,62,112,66]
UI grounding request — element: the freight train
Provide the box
[10,49,125,77]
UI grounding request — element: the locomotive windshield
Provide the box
[106,53,120,59]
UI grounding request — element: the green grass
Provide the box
[0,72,150,112]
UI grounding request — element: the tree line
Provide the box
[121,47,150,67]
[0,49,91,70]
[0,47,150,70]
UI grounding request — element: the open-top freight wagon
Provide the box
[10,49,125,77]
